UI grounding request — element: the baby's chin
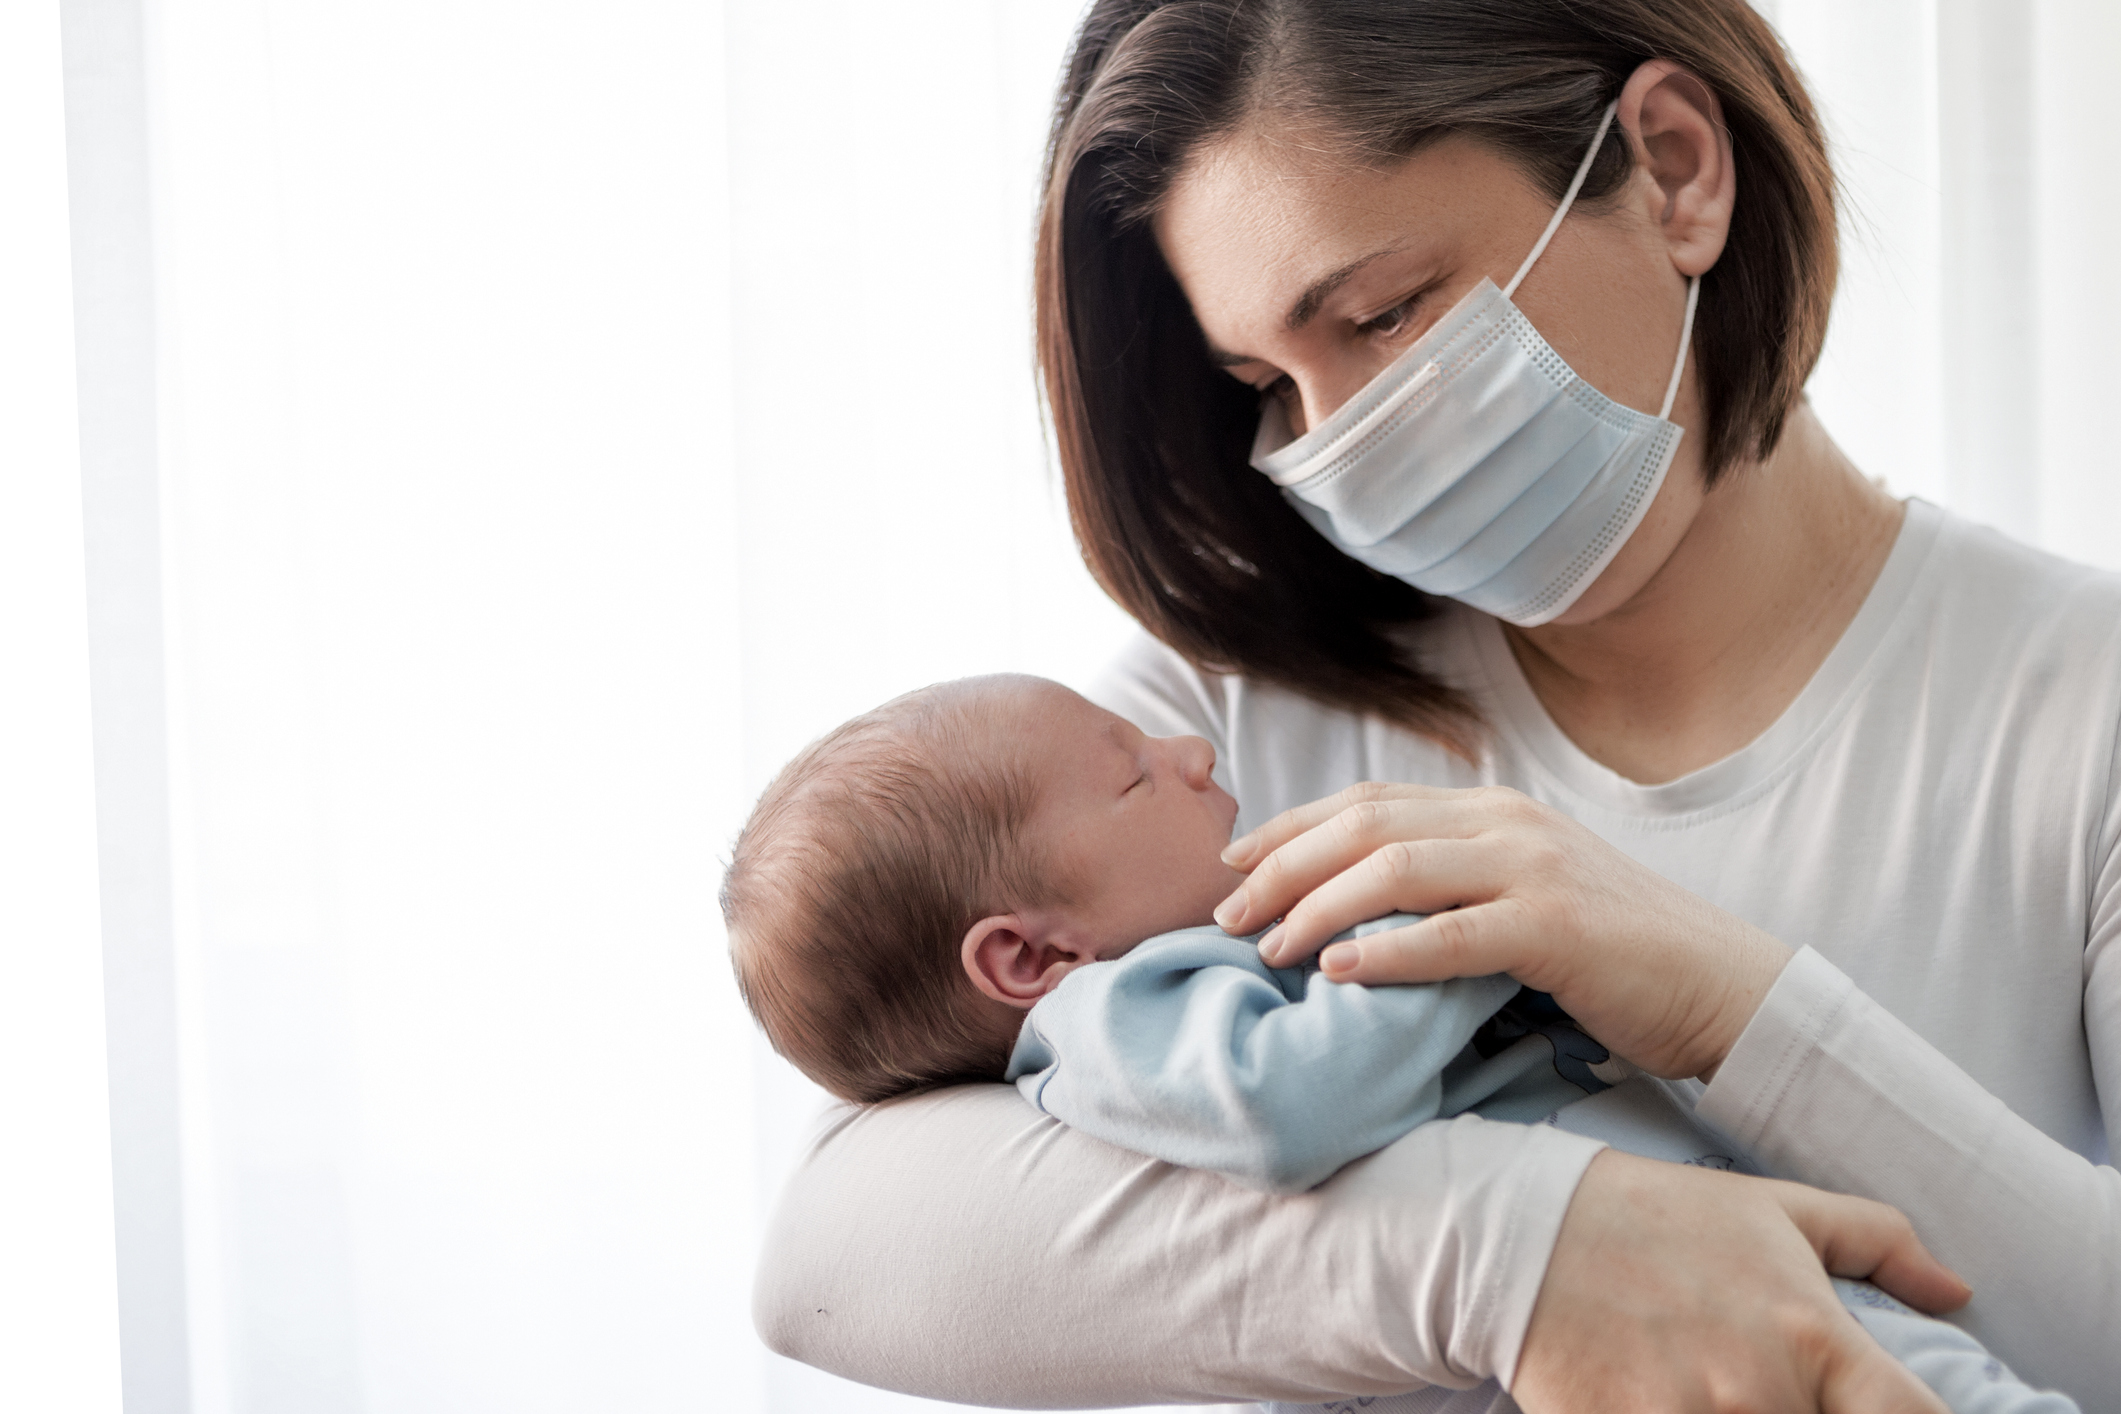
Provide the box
[1101,868,1249,954]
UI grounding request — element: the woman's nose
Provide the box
[1290,365,1381,438]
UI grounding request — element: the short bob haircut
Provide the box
[1035,0,1836,752]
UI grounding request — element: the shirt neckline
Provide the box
[1456,498,1947,822]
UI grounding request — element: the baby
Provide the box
[723,674,2077,1414]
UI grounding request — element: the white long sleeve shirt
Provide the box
[753,500,2121,1409]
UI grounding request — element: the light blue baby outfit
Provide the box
[1004,918,2080,1414]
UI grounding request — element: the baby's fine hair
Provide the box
[720,676,1061,1104]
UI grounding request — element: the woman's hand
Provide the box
[1216,782,1791,1080]
[1515,1151,1968,1413]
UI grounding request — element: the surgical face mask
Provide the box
[1248,101,1700,626]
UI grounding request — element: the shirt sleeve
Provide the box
[1698,935,2121,1406]
[1689,555,2121,1409]
[752,1086,1607,1406]
[1009,932,1522,1193]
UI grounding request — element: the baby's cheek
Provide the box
[1171,849,1244,933]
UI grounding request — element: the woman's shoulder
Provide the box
[1923,500,2121,599]
[1883,505,2121,823]
[1910,502,2121,672]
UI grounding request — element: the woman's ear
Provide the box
[1617,60,1735,279]
[961,915,1099,1009]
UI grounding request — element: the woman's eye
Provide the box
[1360,298,1418,339]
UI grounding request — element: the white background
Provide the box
[11,1,2118,1412]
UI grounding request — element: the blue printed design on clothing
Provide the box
[1471,986,1612,1094]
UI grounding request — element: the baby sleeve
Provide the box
[1008,928,1521,1192]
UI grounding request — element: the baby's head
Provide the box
[722,674,1241,1104]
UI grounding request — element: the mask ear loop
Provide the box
[1500,99,1703,425]
[1658,275,1701,421]
[1502,100,1619,301]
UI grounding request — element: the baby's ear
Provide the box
[961,914,1095,1009]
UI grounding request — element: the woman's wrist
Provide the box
[1677,910,1794,1084]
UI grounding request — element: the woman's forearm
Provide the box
[1699,946,2121,1410]
[753,1085,1603,1406]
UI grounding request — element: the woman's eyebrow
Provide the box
[1205,245,1412,366]
[1285,248,1402,330]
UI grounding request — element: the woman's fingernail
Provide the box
[1221,832,1257,867]
[1214,893,1246,930]
[1257,926,1281,962]
[1321,942,1360,975]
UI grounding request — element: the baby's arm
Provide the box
[1008,926,1519,1192]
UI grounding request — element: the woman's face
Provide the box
[1151,68,1733,626]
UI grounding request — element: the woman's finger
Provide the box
[1778,1182,1962,1414]
[1215,793,1484,935]
[1218,777,1793,1079]
[1313,899,1536,982]
[1255,838,1511,966]
[1219,781,1465,872]
[1774,1185,1973,1315]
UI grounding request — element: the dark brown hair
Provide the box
[720,678,1059,1105]
[1036,0,1836,751]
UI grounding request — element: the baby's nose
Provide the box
[1175,734,1216,786]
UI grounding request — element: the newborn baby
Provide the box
[723,674,2076,1414]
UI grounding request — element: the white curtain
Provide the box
[24,3,2120,1413]
[1766,0,2121,565]
[1,5,126,1413]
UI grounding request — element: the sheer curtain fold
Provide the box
[2,3,127,1411]
[60,0,191,1410]
[48,3,2121,1413]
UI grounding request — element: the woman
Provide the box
[755,2,2120,1410]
